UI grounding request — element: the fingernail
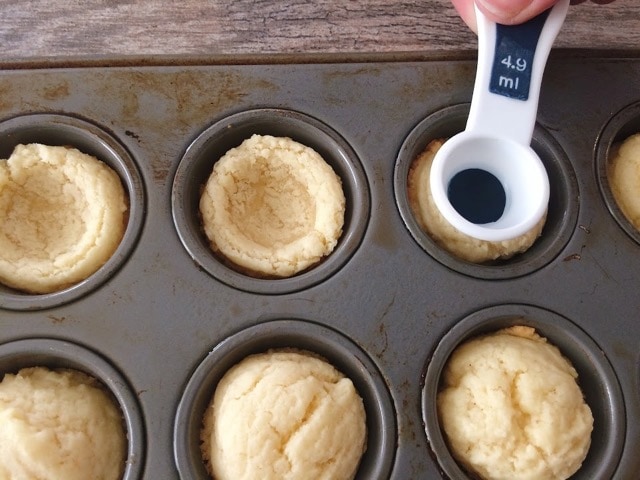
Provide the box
[476,0,531,20]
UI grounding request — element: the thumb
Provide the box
[475,0,559,25]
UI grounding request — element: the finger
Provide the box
[475,0,559,25]
[451,0,478,32]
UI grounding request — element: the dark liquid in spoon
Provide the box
[447,168,506,224]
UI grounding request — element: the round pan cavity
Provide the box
[174,319,396,480]
[422,304,625,480]
[394,104,579,279]
[0,113,145,310]
[0,337,145,479]
[171,108,370,294]
[596,100,640,244]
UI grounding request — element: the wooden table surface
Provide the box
[0,0,638,63]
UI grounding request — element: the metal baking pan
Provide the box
[0,52,638,479]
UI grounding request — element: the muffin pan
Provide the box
[1,53,639,479]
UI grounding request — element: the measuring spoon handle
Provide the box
[467,0,570,145]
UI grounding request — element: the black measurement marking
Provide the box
[489,10,550,101]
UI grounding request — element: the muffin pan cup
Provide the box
[596,100,640,244]
[0,338,145,479]
[1,53,639,479]
[422,304,624,480]
[172,108,370,294]
[174,319,396,480]
[394,103,579,279]
[0,113,145,310]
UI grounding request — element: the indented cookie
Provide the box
[408,139,546,263]
[608,132,640,229]
[0,367,126,480]
[0,143,128,293]
[201,349,367,480]
[199,134,345,277]
[437,326,593,480]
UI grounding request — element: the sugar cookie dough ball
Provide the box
[0,143,128,293]
[408,139,546,263]
[201,350,367,480]
[0,367,127,480]
[608,132,640,229]
[437,326,593,480]
[199,134,345,277]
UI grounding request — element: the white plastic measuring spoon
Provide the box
[429,0,570,242]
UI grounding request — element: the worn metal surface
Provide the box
[0,53,639,479]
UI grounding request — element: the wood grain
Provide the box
[0,0,638,61]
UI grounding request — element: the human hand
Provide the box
[451,0,615,32]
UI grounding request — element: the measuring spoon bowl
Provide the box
[430,131,549,242]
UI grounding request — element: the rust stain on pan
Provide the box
[40,81,70,101]
[0,80,14,112]
[94,69,277,129]
[90,69,278,185]
[47,314,67,324]
[0,79,71,113]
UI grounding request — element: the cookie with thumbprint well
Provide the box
[0,143,128,293]
[199,134,345,277]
